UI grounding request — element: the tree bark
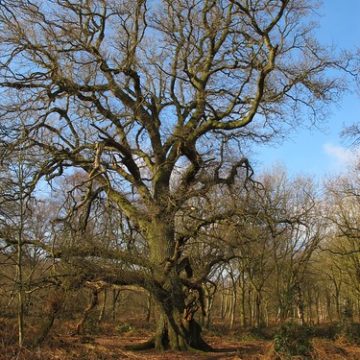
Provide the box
[247,288,253,327]
[201,285,214,329]
[220,290,226,320]
[127,288,211,351]
[326,292,333,323]
[129,217,211,351]
[255,291,263,328]
[315,292,320,325]
[229,291,236,330]
[98,289,107,323]
[240,271,247,327]
[112,289,121,322]
[145,293,152,323]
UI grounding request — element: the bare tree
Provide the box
[0,0,342,351]
[0,147,35,347]
[323,170,360,320]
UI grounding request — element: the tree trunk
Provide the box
[264,300,269,327]
[153,306,210,351]
[145,292,152,323]
[334,292,341,321]
[152,275,212,351]
[229,291,236,330]
[315,292,320,325]
[127,287,211,351]
[333,280,342,321]
[240,271,247,327]
[255,291,263,328]
[247,288,253,327]
[220,290,226,319]
[16,155,26,348]
[128,217,211,351]
[112,289,121,322]
[306,288,311,324]
[201,285,214,329]
[297,288,305,325]
[326,292,333,323]
[229,273,237,330]
[224,292,232,323]
[98,289,107,323]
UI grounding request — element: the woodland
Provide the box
[0,0,360,359]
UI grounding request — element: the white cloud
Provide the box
[323,143,360,170]
[323,143,360,173]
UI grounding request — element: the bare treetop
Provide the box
[0,1,339,215]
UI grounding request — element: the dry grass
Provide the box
[1,317,360,360]
[312,338,360,360]
[0,333,269,360]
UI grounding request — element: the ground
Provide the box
[2,332,360,359]
[1,317,360,359]
[1,332,270,360]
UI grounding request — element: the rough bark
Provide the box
[255,291,264,328]
[128,218,212,351]
[98,289,107,323]
[240,271,247,327]
[112,289,121,322]
[127,292,211,351]
[145,293,152,323]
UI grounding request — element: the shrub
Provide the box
[274,322,314,359]
[337,322,360,345]
[312,323,341,339]
[250,326,276,340]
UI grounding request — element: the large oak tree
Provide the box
[0,0,342,350]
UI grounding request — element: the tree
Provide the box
[0,0,342,351]
[323,171,360,320]
[0,146,35,347]
[261,172,322,323]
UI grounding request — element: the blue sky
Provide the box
[254,1,360,179]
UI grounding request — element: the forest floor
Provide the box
[2,334,360,360]
[1,318,360,359]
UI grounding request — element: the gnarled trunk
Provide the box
[128,216,211,351]
[153,303,210,351]
[150,264,211,351]
[128,282,211,351]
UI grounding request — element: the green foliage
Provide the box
[312,323,341,339]
[274,322,314,359]
[249,326,275,340]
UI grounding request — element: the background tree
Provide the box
[0,146,38,347]
[323,170,360,321]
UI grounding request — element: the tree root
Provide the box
[124,335,213,352]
